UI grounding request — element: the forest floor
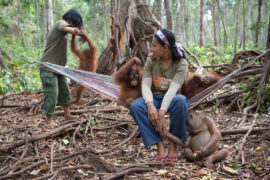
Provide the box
[0,86,270,180]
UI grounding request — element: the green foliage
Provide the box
[0,36,42,94]
[188,44,234,66]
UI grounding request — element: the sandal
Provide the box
[154,155,166,163]
[164,155,179,164]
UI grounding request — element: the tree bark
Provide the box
[17,1,26,47]
[164,0,173,30]
[199,0,204,47]
[156,0,163,26]
[234,1,240,54]
[246,0,253,41]
[212,0,217,46]
[255,0,262,48]
[103,0,109,46]
[242,0,246,50]
[97,0,161,74]
[35,0,40,50]
[45,0,53,37]
[217,0,227,47]
[183,0,189,45]
[174,0,181,42]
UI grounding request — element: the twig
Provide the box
[103,167,152,180]
[54,107,122,116]
[0,149,96,179]
[96,126,138,154]
[238,114,258,164]
[32,164,97,180]
[8,131,30,174]
[220,127,270,135]
[50,141,55,173]
[238,101,258,128]
[0,122,77,153]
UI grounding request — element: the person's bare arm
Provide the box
[63,26,83,36]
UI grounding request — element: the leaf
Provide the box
[62,139,69,145]
[29,169,41,175]
[39,165,47,170]
[222,165,238,175]
[249,163,256,169]
[116,159,124,163]
[191,169,208,177]
[232,163,243,168]
[77,169,88,176]
[158,169,168,175]
[256,146,263,151]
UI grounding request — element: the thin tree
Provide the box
[156,0,163,26]
[174,0,181,41]
[199,0,204,47]
[35,0,40,50]
[45,0,53,37]
[242,0,246,50]
[246,0,253,42]
[217,0,227,47]
[255,0,263,48]
[234,1,240,53]
[164,0,173,30]
[212,0,217,46]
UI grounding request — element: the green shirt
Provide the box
[40,20,72,66]
[143,57,188,95]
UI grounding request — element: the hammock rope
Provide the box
[41,62,121,104]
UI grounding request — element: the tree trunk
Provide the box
[35,0,40,50]
[45,0,53,37]
[199,0,204,47]
[234,1,240,54]
[97,0,161,74]
[0,49,8,70]
[212,0,217,46]
[17,1,27,48]
[164,0,173,30]
[242,0,246,50]
[102,0,109,46]
[182,0,189,45]
[266,13,270,80]
[217,0,227,47]
[246,0,253,42]
[174,0,181,42]
[156,0,163,26]
[255,0,262,48]
[217,0,221,46]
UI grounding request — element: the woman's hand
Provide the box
[156,109,166,134]
[146,102,158,127]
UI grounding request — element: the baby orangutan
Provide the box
[112,57,142,108]
[183,110,228,168]
[68,31,97,105]
[181,71,221,99]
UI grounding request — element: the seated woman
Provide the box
[130,29,188,163]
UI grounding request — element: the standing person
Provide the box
[130,29,189,163]
[40,8,84,126]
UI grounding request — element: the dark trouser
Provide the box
[40,68,70,116]
[130,94,188,147]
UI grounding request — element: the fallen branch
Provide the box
[96,126,139,154]
[0,123,78,153]
[32,164,97,180]
[238,114,258,164]
[54,107,122,116]
[220,127,270,135]
[0,149,96,180]
[103,166,152,180]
